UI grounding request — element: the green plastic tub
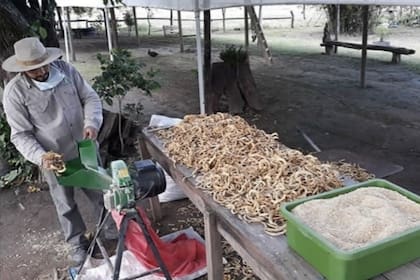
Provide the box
[280,179,420,280]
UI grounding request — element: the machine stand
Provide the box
[78,207,172,280]
[113,208,172,280]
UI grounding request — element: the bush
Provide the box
[0,109,34,188]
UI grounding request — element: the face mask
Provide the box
[32,66,65,91]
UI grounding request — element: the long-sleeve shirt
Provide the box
[2,60,103,166]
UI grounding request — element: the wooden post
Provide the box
[360,6,369,88]
[244,7,249,50]
[65,7,76,62]
[104,8,114,60]
[204,10,212,113]
[290,10,294,28]
[334,5,340,53]
[170,9,173,26]
[109,7,119,48]
[56,6,64,38]
[177,10,184,53]
[222,8,226,32]
[204,209,224,279]
[102,8,108,40]
[133,7,139,46]
[302,5,306,20]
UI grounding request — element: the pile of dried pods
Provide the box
[157,113,370,235]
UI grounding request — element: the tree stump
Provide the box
[209,61,262,114]
[98,109,138,165]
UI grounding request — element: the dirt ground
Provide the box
[2,22,420,279]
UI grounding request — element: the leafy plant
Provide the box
[220,45,248,65]
[124,11,135,35]
[72,7,93,17]
[93,48,159,154]
[29,20,48,40]
[123,102,144,124]
[375,24,390,42]
[146,8,154,36]
[0,110,34,188]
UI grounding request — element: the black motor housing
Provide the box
[132,159,166,200]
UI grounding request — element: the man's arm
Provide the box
[2,91,46,166]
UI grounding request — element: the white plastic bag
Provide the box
[148,115,187,202]
[149,114,182,128]
[158,171,187,203]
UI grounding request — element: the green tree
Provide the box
[124,11,135,36]
[93,48,159,154]
[324,5,381,35]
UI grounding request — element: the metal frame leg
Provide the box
[112,209,172,280]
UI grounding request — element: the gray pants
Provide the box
[43,170,104,248]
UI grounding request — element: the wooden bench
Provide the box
[321,40,415,64]
[162,25,178,37]
[72,27,96,39]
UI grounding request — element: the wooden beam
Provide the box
[204,209,224,280]
[247,6,273,63]
[335,4,340,53]
[222,8,226,32]
[204,10,211,80]
[360,5,369,88]
[133,7,139,46]
[55,6,64,38]
[177,11,184,53]
[109,7,119,48]
[65,7,76,62]
[321,41,414,54]
[204,10,212,113]
[244,6,249,50]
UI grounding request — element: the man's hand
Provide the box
[83,126,98,140]
[41,152,66,172]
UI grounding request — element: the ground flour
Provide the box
[292,187,420,250]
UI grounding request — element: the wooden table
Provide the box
[141,128,420,280]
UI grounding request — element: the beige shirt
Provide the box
[2,60,103,165]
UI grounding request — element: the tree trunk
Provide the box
[41,0,59,47]
[56,6,64,38]
[237,62,262,111]
[98,109,137,163]
[0,1,30,83]
[109,7,119,48]
[210,61,261,114]
[0,0,59,83]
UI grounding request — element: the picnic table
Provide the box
[141,128,420,280]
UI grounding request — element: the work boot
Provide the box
[70,245,88,266]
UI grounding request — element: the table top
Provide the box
[142,128,420,280]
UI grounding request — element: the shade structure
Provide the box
[55,0,114,8]
[55,0,420,114]
[56,0,420,9]
[122,0,420,10]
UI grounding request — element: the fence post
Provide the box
[290,10,294,28]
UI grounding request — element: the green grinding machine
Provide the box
[55,139,166,211]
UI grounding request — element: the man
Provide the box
[2,37,112,265]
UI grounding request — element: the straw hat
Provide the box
[2,37,62,72]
